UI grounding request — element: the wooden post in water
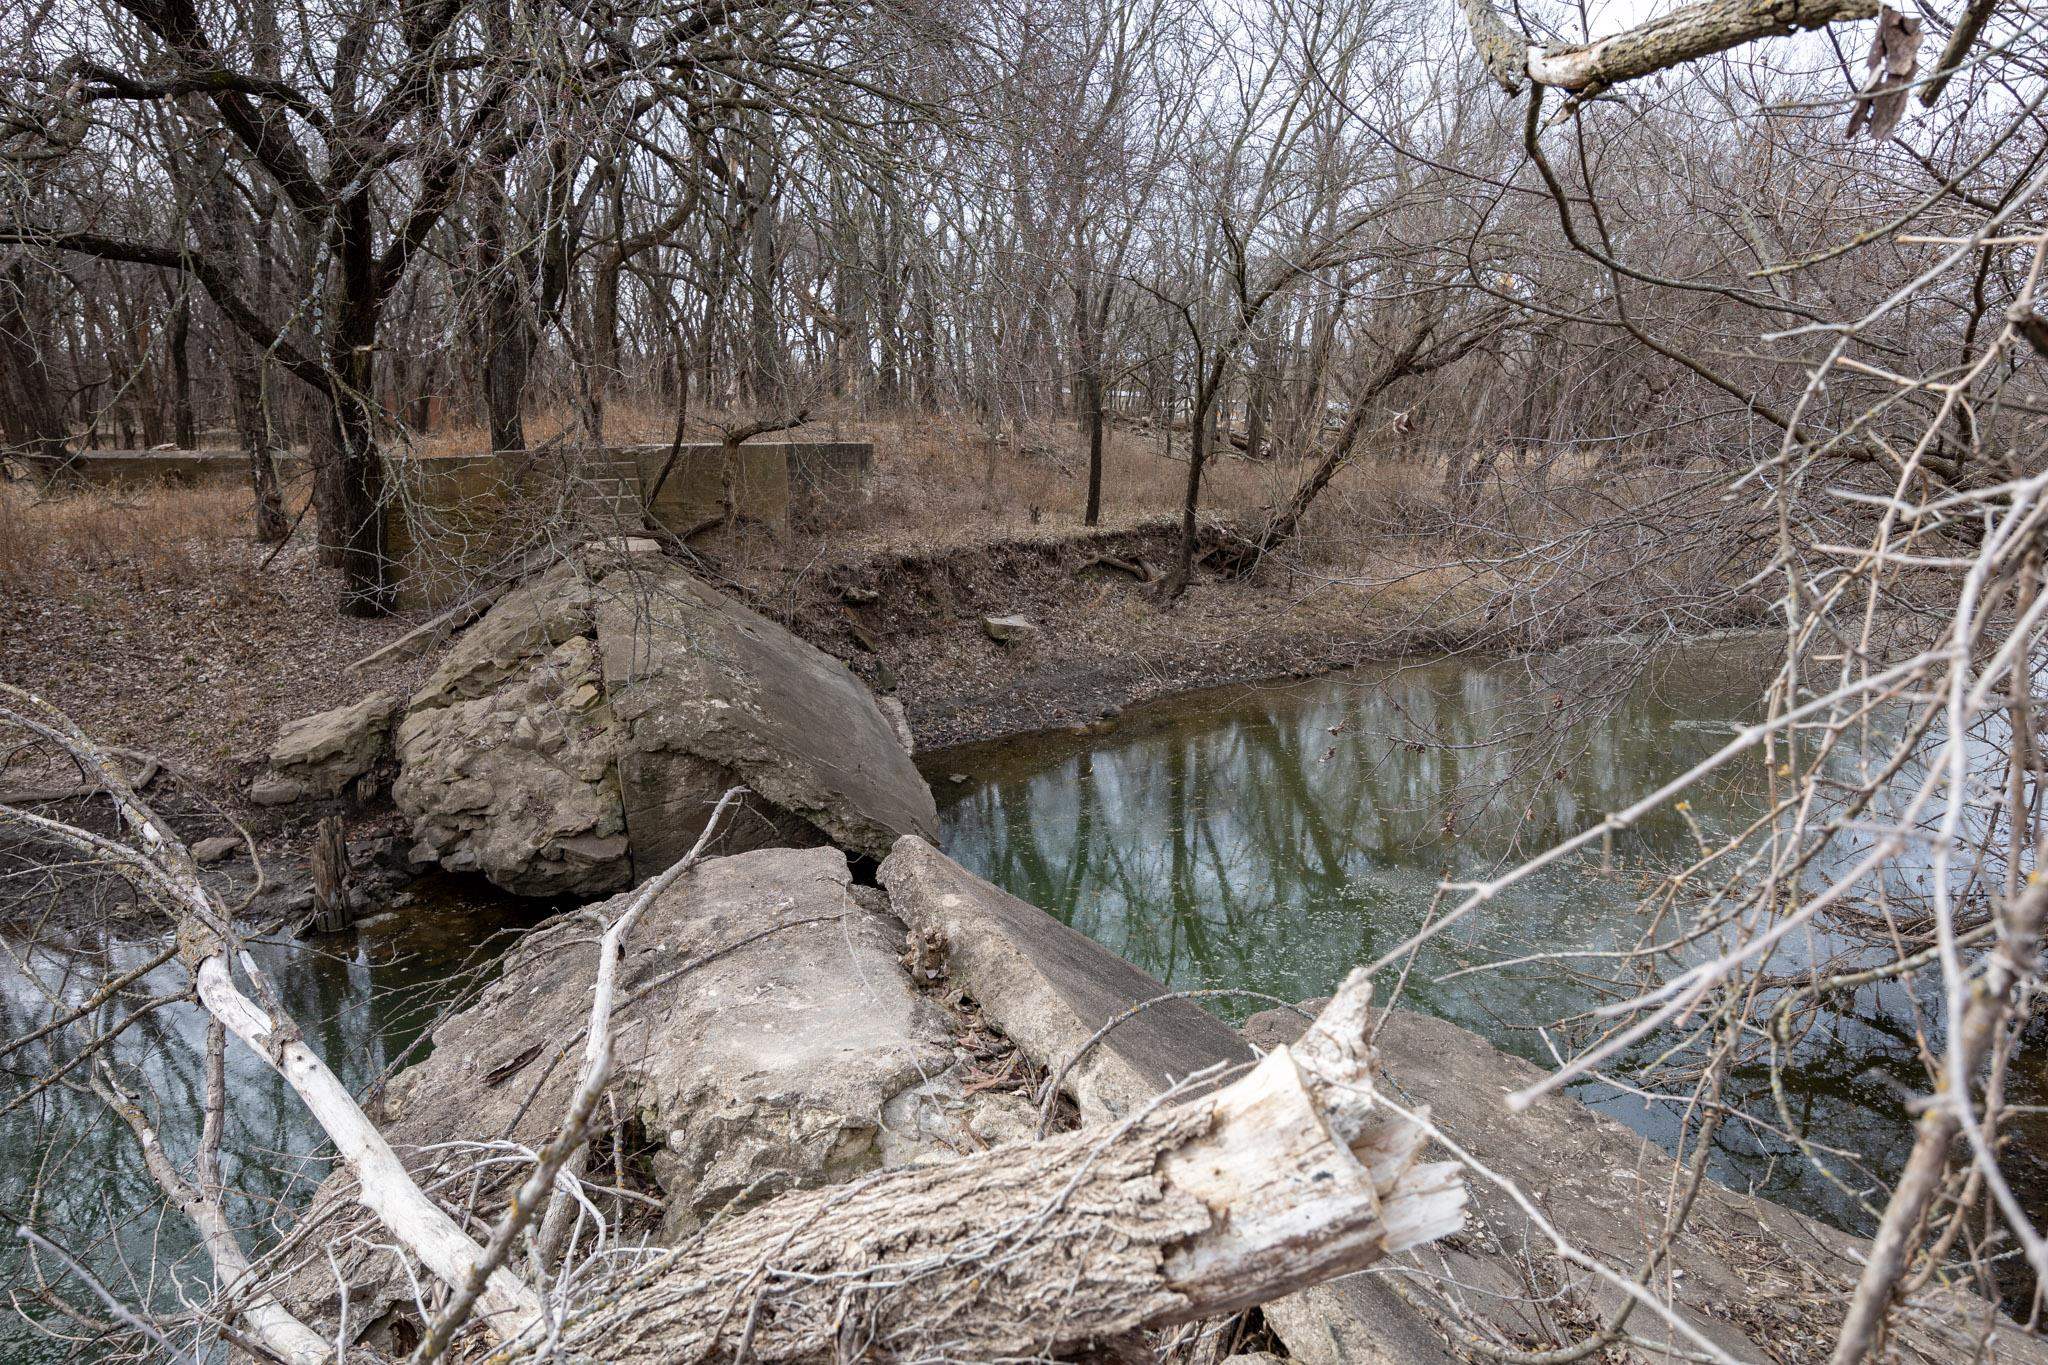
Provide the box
[309,816,354,934]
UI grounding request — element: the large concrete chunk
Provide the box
[383,845,954,1218]
[877,836,1252,1123]
[392,551,938,894]
[598,565,939,876]
[289,846,955,1337]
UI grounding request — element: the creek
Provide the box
[2,642,2038,1357]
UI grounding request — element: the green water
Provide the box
[0,880,548,1361]
[929,644,2037,1244]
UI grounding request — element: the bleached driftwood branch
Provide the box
[539,968,1464,1362]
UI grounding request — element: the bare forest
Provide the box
[3,0,2048,1359]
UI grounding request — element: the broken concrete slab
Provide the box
[282,844,954,1338]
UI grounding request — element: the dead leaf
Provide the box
[1846,6,1923,141]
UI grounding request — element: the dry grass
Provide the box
[0,477,423,788]
[0,480,267,597]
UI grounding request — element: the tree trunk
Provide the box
[550,969,1463,1363]
[231,345,289,542]
[480,198,530,455]
[743,130,783,407]
[170,293,195,448]
[326,383,391,615]
[1085,369,1106,527]
[193,149,289,542]
[322,197,393,615]
[1161,382,1213,601]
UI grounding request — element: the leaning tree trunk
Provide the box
[552,969,1464,1363]
[1226,318,1504,577]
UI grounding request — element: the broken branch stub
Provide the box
[542,968,1463,1362]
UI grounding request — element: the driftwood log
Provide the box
[540,969,1463,1362]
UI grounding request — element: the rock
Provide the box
[349,834,400,868]
[1261,1282,1454,1365]
[1219,1354,1287,1365]
[281,845,955,1335]
[190,835,239,863]
[982,613,1040,642]
[876,1063,1038,1166]
[248,775,305,806]
[841,608,881,653]
[877,836,1250,1123]
[409,559,602,713]
[393,552,938,894]
[267,691,399,797]
[393,633,627,897]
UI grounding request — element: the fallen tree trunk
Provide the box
[543,969,1464,1362]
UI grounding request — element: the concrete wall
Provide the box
[631,443,791,536]
[383,442,873,609]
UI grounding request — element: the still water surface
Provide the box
[930,645,2040,1247]
[0,884,549,1360]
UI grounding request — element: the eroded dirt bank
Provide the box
[740,519,1494,753]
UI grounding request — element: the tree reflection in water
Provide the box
[934,646,2046,1246]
